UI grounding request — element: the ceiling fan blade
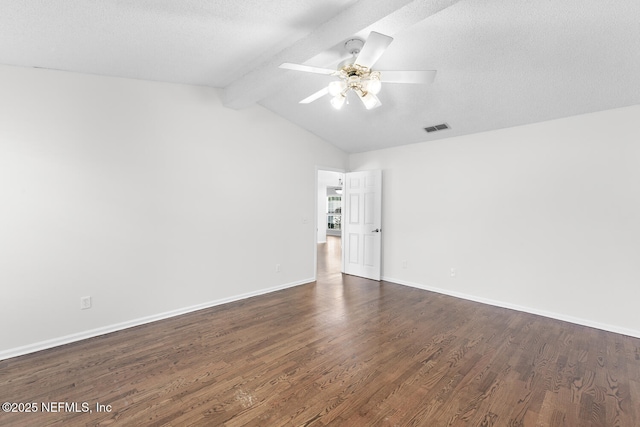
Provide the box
[300,87,330,104]
[354,31,393,69]
[280,63,337,75]
[378,70,437,84]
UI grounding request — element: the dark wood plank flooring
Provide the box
[1,235,640,426]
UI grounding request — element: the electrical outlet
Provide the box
[450,267,456,277]
[80,296,92,310]
[276,264,281,273]
[402,260,408,269]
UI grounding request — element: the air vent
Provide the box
[424,123,450,133]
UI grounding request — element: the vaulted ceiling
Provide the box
[2,0,639,153]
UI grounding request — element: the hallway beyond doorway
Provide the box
[317,235,341,280]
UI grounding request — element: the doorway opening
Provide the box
[317,235,342,280]
[316,169,344,280]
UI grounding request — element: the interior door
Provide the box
[342,170,382,280]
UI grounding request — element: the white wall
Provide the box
[350,105,640,337]
[0,65,347,358]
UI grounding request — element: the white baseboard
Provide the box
[383,276,640,339]
[0,278,314,361]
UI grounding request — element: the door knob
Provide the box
[372,228,381,233]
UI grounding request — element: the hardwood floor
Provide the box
[2,236,640,426]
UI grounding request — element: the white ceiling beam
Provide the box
[222,0,461,109]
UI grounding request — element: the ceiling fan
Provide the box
[279,31,436,110]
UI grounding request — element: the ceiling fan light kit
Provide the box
[279,31,436,111]
[330,93,346,110]
[328,65,383,110]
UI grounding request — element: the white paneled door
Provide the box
[342,170,382,281]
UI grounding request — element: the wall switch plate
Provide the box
[450,268,456,277]
[80,296,92,310]
[402,260,408,269]
[276,264,281,273]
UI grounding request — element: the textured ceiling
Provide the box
[1,0,639,153]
